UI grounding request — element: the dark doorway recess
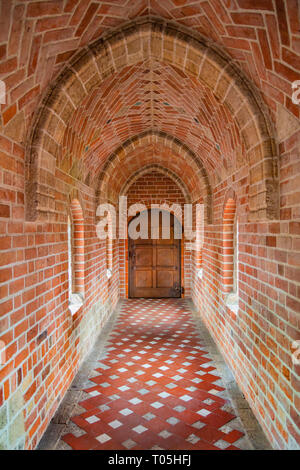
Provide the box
[129,210,181,298]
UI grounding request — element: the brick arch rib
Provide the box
[96,131,210,214]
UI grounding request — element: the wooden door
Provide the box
[129,210,181,298]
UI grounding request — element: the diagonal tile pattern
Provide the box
[61,299,246,450]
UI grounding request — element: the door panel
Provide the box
[156,270,174,288]
[135,270,153,288]
[135,246,152,266]
[156,247,175,266]
[129,211,181,298]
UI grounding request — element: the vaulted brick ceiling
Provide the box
[98,142,206,204]
[1,0,299,204]
[60,60,244,185]
[1,0,298,133]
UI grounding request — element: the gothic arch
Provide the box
[96,130,209,206]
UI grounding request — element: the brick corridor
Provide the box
[53,298,260,451]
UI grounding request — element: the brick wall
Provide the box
[0,134,119,449]
[192,128,300,449]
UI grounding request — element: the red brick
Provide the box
[274,0,290,46]
[237,0,273,9]
[75,3,98,37]
[231,12,264,26]
[27,2,61,17]
[0,204,10,218]
[0,57,17,74]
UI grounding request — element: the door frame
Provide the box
[127,209,183,298]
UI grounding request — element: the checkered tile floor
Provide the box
[62,299,245,450]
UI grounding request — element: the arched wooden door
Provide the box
[129,210,181,298]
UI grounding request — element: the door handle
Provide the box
[170,282,182,296]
